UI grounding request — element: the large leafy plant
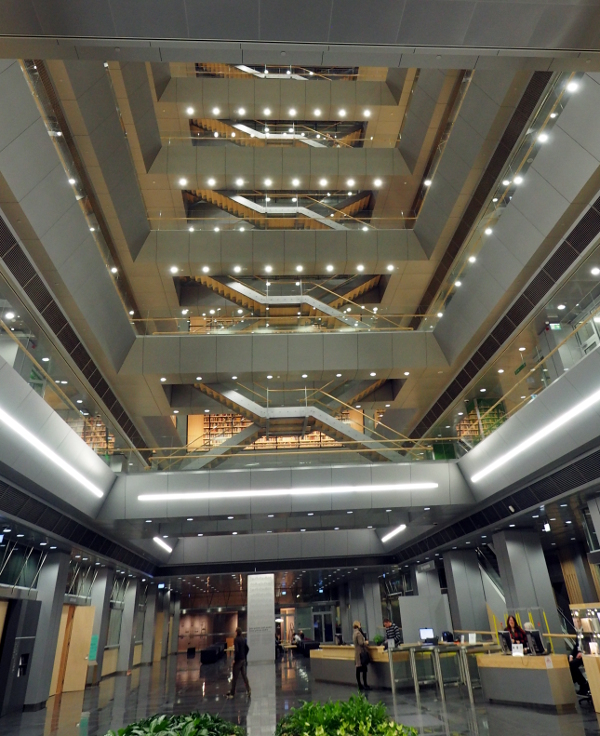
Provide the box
[104,712,245,736]
[275,695,417,736]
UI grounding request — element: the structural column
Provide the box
[247,573,275,663]
[24,550,70,709]
[492,529,561,634]
[169,594,181,655]
[88,567,115,684]
[348,574,384,639]
[443,550,489,633]
[557,544,597,605]
[116,579,140,673]
[140,585,157,665]
[411,562,441,595]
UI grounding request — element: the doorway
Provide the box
[313,612,333,643]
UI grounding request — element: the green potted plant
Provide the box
[104,712,245,736]
[373,634,385,646]
[275,695,417,736]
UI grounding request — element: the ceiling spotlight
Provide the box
[178,178,188,187]
[336,373,342,377]
[404,371,410,376]
[296,265,303,272]
[468,256,476,263]
[265,265,273,273]
[557,303,566,310]
[214,131,219,138]
[42,357,50,362]
[235,178,244,186]
[370,372,376,377]
[68,177,76,185]
[514,176,523,185]
[231,376,238,380]
[387,265,394,271]
[319,178,328,186]
[264,178,272,186]
[169,266,178,274]
[212,106,220,115]
[326,264,334,272]
[289,108,297,116]
[302,374,308,378]
[518,347,526,352]
[173,410,179,414]
[566,81,579,92]
[455,280,462,287]
[214,227,220,232]
[374,179,382,187]
[263,108,271,115]
[339,109,346,117]
[314,109,322,116]
[502,179,511,186]
[485,228,493,235]
[362,226,369,231]
[208,178,216,187]
[424,179,432,186]
[347,179,355,187]
[437,312,443,318]
[498,368,504,374]
[196,376,202,381]
[188,226,195,232]
[357,264,364,272]
[238,107,246,115]
[234,266,241,273]
[480,388,487,393]
[364,109,371,117]
[550,112,558,118]
[267,375,273,379]
[160,377,167,382]
[202,266,209,273]
[186,106,194,115]
[592,267,600,276]
[537,133,548,143]
[110,266,118,273]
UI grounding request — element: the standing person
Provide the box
[383,618,402,649]
[226,627,251,699]
[353,621,371,691]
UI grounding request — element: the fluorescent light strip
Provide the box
[471,385,600,483]
[138,482,438,502]
[153,536,173,554]
[0,406,104,498]
[382,524,407,544]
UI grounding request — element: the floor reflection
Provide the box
[0,652,598,736]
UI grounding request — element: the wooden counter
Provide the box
[583,655,600,713]
[476,653,576,712]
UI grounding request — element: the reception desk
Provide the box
[583,655,600,713]
[477,653,576,713]
[310,645,407,689]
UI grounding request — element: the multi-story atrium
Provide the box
[2,7,600,736]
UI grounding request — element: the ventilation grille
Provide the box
[0,215,147,452]
[0,479,155,574]
[411,191,600,440]
[395,445,600,564]
[410,71,553,330]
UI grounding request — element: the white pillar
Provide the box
[247,573,275,663]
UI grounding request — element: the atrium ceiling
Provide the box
[1,14,600,574]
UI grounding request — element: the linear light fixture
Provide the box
[471,386,600,483]
[0,406,104,498]
[138,482,438,502]
[381,524,407,544]
[153,536,173,553]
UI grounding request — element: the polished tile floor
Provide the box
[2,653,600,736]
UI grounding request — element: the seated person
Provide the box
[382,618,402,649]
[275,636,284,656]
[293,631,303,645]
[505,615,528,650]
[569,640,590,696]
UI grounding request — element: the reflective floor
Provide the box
[2,653,600,736]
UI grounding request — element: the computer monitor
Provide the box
[499,631,512,654]
[419,628,434,641]
[525,630,545,655]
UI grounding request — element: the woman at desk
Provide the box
[505,615,528,649]
[353,621,371,691]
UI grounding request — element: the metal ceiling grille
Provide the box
[0,215,147,453]
[410,71,553,331]
[0,478,155,574]
[395,445,600,564]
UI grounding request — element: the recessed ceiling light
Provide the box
[455,280,461,287]
[537,133,548,143]
[319,178,327,186]
[387,264,394,271]
[296,265,303,272]
[234,266,241,273]
[76,399,83,404]
[357,264,364,272]
[485,228,493,235]
[374,179,382,187]
[550,112,558,118]
[68,177,76,185]
[498,368,504,373]
[339,109,346,117]
[566,81,579,92]
[370,372,376,377]
[289,108,297,116]
[347,178,355,186]
[336,373,342,377]
[263,108,271,115]
[188,226,194,232]
[160,377,166,382]
[314,109,321,117]
[364,109,371,117]
[557,304,566,310]
[437,312,443,318]
[468,256,476,263]
[214,227,220,232]
[265,265,273,273]
[213,131,219,138]
[302,373,308,378]
[238,107,246,115]
[480,388,486,392]
[592,267,600,276]
[196,377,202,381]
[404,371,410,376]
[362,226,368,231]
[267,375,273,379]
[424,179,432,186]
[514,176,523,185]
[42,357,50,362]
[202,266,209,273]
[178,178,188,186]
[186,106,194,115]
[235,178,244,186]
[264,178,272,186]
[207,178,216,186]
[502,179,511,186]
[173,410,179,414]
[231,376,238,380]
[212,106,220,115]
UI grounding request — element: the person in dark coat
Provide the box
[226,627,251,698]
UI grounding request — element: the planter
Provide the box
[104,712,245,736]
